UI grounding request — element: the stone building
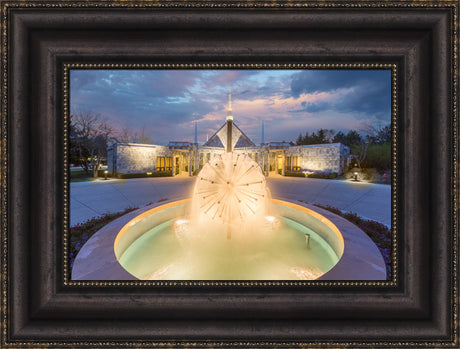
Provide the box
[107,89,350,177]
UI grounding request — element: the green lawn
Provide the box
[70,170,93,182]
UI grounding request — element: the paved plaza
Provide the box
[70,175,391,227]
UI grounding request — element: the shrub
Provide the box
[307,172,338,179]
[307,173,323,178]
[118,171,172,179]
[361,142,391,171]
[314,204,392,280]
[285,171,306,177]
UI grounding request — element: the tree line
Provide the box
[295,124,391,171]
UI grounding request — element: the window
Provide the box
[285,156,291,169]
[292,156,301,171]
[165,157,172,171]
[156,157,165,171]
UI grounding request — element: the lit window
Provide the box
[156,157,165,171]
[166,157,172,171]
[292,157,300,171]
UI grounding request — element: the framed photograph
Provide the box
[68,67,393,282]
[1,0,458,347]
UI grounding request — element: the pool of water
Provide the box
[118,216,339,280]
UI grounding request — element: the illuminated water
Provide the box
[118,216,339,280]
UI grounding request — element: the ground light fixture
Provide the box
[104,170,108,180]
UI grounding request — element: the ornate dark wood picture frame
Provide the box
[0,0,458,347]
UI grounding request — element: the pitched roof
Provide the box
[203,122,255,150]
[205,135,224,148]
[168,141,191,148]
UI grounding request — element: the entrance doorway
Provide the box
[277,156,283,172]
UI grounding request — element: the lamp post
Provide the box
[104,170,108,180]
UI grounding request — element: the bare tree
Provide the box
[353,140,370,169]
[133,125,153,144]
[70,112,115,177]
[353,121,387,169]
[116,125,153,144]
[117,127,135,143]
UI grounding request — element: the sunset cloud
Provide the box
[70,69,391,145]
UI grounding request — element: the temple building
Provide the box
[107,89,351,177]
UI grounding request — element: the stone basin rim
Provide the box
[114,198,345,262]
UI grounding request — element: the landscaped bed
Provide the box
[69,207,138,270]
[284,171,339,179]
[314,204,392,279]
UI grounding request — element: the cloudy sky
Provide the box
[70,69,391,145]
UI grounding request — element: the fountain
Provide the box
[112,89,344,280]
[115,184,343,280]
[189,152,268,239]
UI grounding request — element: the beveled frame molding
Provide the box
[1,0,458,347]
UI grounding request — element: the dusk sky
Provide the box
[70,69,391,145]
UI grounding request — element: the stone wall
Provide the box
[107,142,350,176]
[110,143,173,174]
[155,145,172,157]
[285,143,350,174]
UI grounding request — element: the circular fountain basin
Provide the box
[113,199,343,280]
[72,199,386,281]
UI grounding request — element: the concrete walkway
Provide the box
[267,177,391,226]
[70,176,391,227]
[70,177,195,226]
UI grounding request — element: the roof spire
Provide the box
[261,120,265,145]
[194,121,198,144]
[226,86,233,121]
